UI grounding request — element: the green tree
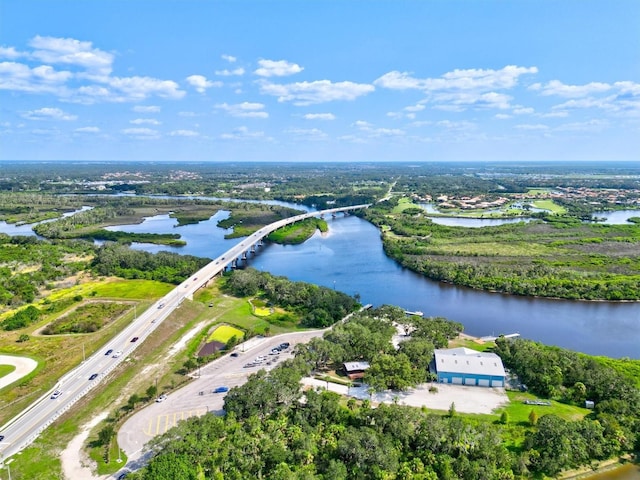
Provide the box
[146,384,158,399]
[364,353,417,391]
[528,409,538,426]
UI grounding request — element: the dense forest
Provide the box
[361,198,640,300]
[129,309,640,479]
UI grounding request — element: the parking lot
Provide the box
[118,330,323,464]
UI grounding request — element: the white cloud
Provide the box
[432,91,513,111]
[515,123,549,131]
[122,127,160,139]
[170,129,199,137]
[555,119,609,132]
[179,111,198,117]
[216,102,268,118]
[130,118,161,125]
[215,67,245,76]
[0,46,23,59]
[0,61,71,94]
[495,114,512,119]
[220,126,268,140]
[75,126,100,133]
[254,59,303,77]
[513,107,534,115]
[133,105,160,113]
[354,120,405,137]
[186,74,222,93]
[303,113,336,120]
[436,120,477,131]
[29,35,114,75]
[260,80,374,105]
[529,80,611,98]
[404,104,425,112]
[374,65,538,92]
[106,75,185,100]
[22,107,77,121]
[285,127,328,139]
[540,111,569,118]
[222,54,237,63]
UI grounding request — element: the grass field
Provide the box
[392,197,420,213]
[532,199,567,214]
[207,324,244,343]
[497,391,590,423]
[0,364,16,378]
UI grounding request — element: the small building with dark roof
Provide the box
[433,347,506,387]
[198,341,225,357]
[343,361,370,380]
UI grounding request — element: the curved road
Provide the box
[0,204,368,465]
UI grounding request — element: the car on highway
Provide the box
[0,434,5,441]
[131,336,139,342]
[105,349,113,356]
[158,303,165,309]
[89,373,99,381]
[213,386,229,393]
[193,277,198,281]
[51,390,62,399]
[112,350,123,358]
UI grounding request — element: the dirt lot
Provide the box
[303,378,508,414]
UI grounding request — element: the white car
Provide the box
[50,390,62,399]
[156,394,167,403]
[112,350,123,358]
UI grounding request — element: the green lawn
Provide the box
[392,197,419,213]
[0,364,16,379]
[532,199,567,214]
[496,391,590,423]
[208,325,244,343]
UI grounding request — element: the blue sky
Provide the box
[1,0,638,162]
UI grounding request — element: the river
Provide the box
[102,209,640,359]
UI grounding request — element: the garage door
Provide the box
[464,377,476,386]
[491,379,504,387]
[452,377,462,385]
[478,379,490,387]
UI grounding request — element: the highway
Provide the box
[0,204,368,464]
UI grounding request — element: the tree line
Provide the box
[129,313,640,479]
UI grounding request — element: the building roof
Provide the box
[343,361,371,372]
[434,347,506,377]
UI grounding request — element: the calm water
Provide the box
[106,211,640,359]
[584,463,640,480]
[592,210,640,224]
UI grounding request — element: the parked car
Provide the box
[89,373,98,381]
[51,390,62,399]
[156,394,167,403]
[230,352,239,357]
[105,349,113,356]
[213,386,229,393]
[279,342,290,349]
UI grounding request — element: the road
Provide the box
[0,204,368,464]
[116,330,324,472]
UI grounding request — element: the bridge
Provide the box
[181,204,370,299]
[0,204,369,465]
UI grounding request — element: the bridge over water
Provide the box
[0,204,369,463]
[180,204,370,300]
